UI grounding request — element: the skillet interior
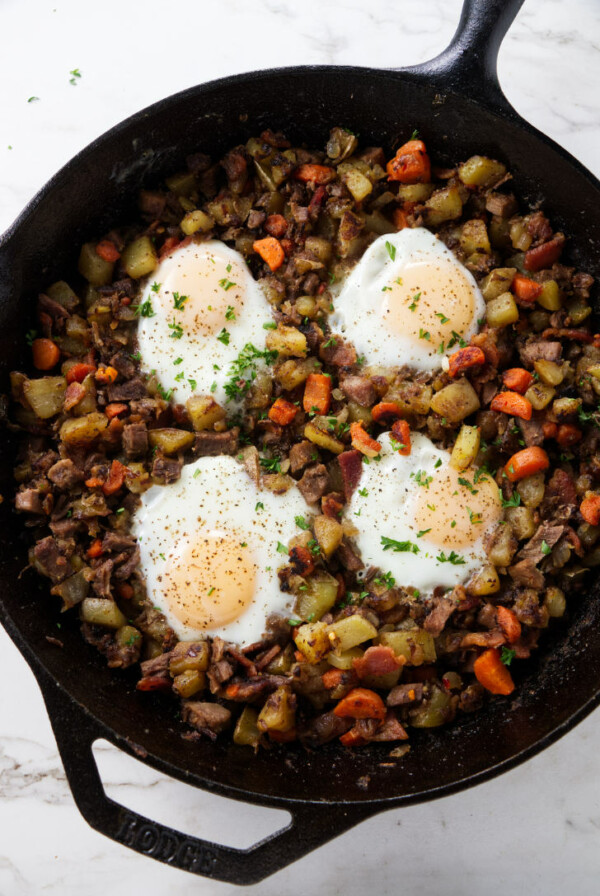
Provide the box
[1,66,600,809]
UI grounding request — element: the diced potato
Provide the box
[180,209,214,235]
[506,505,536,540]
[124,462,151,494]
[552,397,581,420]
[295,295,318,319]
[169,640,210,676]
[115,625,142,649]
[460,219,491,255]
[327,615,378,653]
[78,242,114,286]
[172,670,205,698]
[121,236,158,279]
[466,563,501,596]
[80,598,127,629]
[304,421,344,455]
[517,472,546,508]
[362,667,403,690]
[266,643,296,676]
[458,155,506,188]
[485,292,519,328]
[295,570,339,622]
[397,183,434,202]
[50,569,90,610]
[149,428,195,455]
[533,359,564,386]
[430,379,480,423]
[509,218,532,251]
[59,412,108,445]
[423,186,463,227]
[326,647,364,670]
[23,376,67,419]
[186,395,226,431]
[262,473,294,494]
[257,686,296,733]
[545,587,566,618]
[385,383,432,417]
[71,373,97,416]
[450,424,481,471]
[265,325,307,358]
[486,523,517,568]
[166,171,196,196]
[536,279,562,311]
[489,217,512,250]
[313,515,344,558]
[378,629,436,665]
[480,268,517,301]
[294,621,331,663]
[525,382,556,411]
[409,685,453,728]
[233,706,261,747]
[274,357,321,391]
[340,167,373,202]
[336,210,366,258]
[304,236,333,265]
[346,401,373,426]
[46,280,79,311]
[363,209,396,236]
[587,365,600,380]
[566,297,591,325]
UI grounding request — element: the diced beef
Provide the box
[82,622,141,669]
[299,711,352,747]
[386,683,424,706]
[518,416,545,447]
[182,701,231,735]
[49,517,81,538]
[109,351,136,379]
[338,450,363,500]
[221,147,247,192]
[122,423,149,459]
[424,594,457,636]
[540,468,577,522]
[139,190,167,218]
[319,337,357,368]
[572,272,594,299]
[340,375,376,407]
[289,440,316,474]
[107,378,148,402]
[296,464,329,504]
[517,524,565,564]
[459,683,485,713]
[485,192,517,218]
[369,712,409,743]
[47,458,85,489]
[518,338,562,367]
[526,211,553,244]
[290,203,310,225]
[223,675,288,702]
[190,429,239,458]
[91,559,114,598]
[15,488,44,514]
[113,546,140,581]
[247,209,266,230]
[336,540,364,572]
[102,531,136,553]
[460,630,505,648]
[151,453,182,484]
[508,559,545,590]
[38,293,69,321]
[32,536,70,582]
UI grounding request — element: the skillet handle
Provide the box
[402,0,525,115]
[39,675,376,885]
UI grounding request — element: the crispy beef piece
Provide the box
[122,423,149,459]
[358,146,386,168]
[113,546,140,581]
[139,190,166,218]
[424,594,457,636]
[182,701,231,735]
[102,531,136,553]
[517,524,565,564]
[299,711,352,747]
[336,540,364,572]
[459,683,485,713]
[82,622,141,669]
[518,338,562,367]
[129,398,165,423]
[460,630,505,648]
[513,588,548,627]
[289,440,316,474]
[302,272,321,296]
[470,329,500,367]
[572,272,594,299]
[47,458,84,489]
[32,536,70,582]
[266,613,294,645]
[386,683,424,706]
[208,660,234,690]
[319,337,357,368]
[107,378,147,402]
[190,429,239,458]
[109,351,136,379]
[518,416,545,447]
[508,559,545,590]
[140,651,170,678]
[49,517,81,538]
[221,147,247,190]
[15,488,45,514]
[477,602,498,629]
[485,192,517,218]
[223,676,288,702]
[186,152,211,174]
[91,559,114,598]
[247,209,266,230]
[540,468,577,522]
[338,450,363,500]
[526,210,553,244]
[151,453,182,484]
[369,712,409,743]
[38,293,69,321]
[290,202,310,225]
[296,463,329,504]
[340,375,376,407]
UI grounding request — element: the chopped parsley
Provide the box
[217,328,230,345]
[150,281,161,293]
[467,507,483,524]
[210,382,217,393]
[541,539,552,555]
[135,298,155,318]
[435,312,450,324]
[323,337,337,348]
[374,571,396,589]
[188,377,197,391]
[436,550,465,565]
[358,487,368,497]
[382,286,392,292]
[260,455,282,473]
[173,291,188,310]
[174,371,184,381]
[412,470,433,489]
[224,343,278,402]
[287,618,302,627]
[219,279,236,292]
[385,240,396,261]
[410,128,419,140]
[225,305,236,321]
[448,331,467,349]
[458,477,478,495]
[173,357,183,365]
[381,537,419,554]
[276,541,288,554]
[158,553,166,561]
[156,384,173,401]
[578,406,600,429]
[307,539,321,556]
[501,647,516,666]
[255,501,264,511]
[25,329,38,346]
[409,292,422,312]
[69,68,82,86]
[193,469,201,478]
[434,458,442,469]
[416,528,431,538]
[501,492,521,508]
[419,329,431,341]
[295,515,310,530]
[168,321,183,339]
[27,96,40,103]
[130,350,142,361]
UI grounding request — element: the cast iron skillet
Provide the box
[1,0,599,884]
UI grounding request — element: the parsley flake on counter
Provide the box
[69,68,82,85]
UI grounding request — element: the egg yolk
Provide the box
[153,247,246,337]
[412,465,502,549]
[381,256,477,350]
[160,531,257,630]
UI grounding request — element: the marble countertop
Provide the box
[1,0,600,892]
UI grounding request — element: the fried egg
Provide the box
[131,456,310,645]
[136,240,273,406]
[346,432,502,595]
[331,228,485,371]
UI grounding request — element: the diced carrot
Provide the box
[473,647,515,695]
[386,139,431,184]
[95,365,119,384]
[32,338,60,371]
[84,476,104,489]
[390,418,411,456]
[294,164,336,185]
[253,236,285,272]
[117,583,134,600]
[66,362,96,384]
[268,397,298,425]
[268,728,297,743]
[95,239,121,263]
[352,645,402,679]
[371,401,403,424]
[303,373,332,415]
[524,236,564,272]
[321,492,344,519]
[102,459,128,496]
[496,606,521,644]
[105,402,128,419]
[350,422,381,458]
[512,273,543,302]
[581,493,600,526]
[502,368,534,394]
[542,421,558,439]
[556,424,582,448]
[333,687,386,721]
[505,446,550,482]
[392,207,409,230]
[136,676,172,692]
[87,538,104,559]
[322,668,345,689]
[447,346,486,378]
[288,545,315,576]
[264,214,288,238]
[490,391,533,420]
[339,727,369,747]
[294,650,305,663]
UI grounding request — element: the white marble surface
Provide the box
[1,0,600,892]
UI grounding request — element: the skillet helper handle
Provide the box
[40,676,375,885]
[402,0,525,114]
